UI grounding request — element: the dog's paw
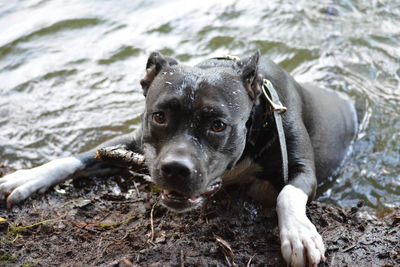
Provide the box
[279,212,325,267]
[0,157,83,208]
[277,185,326,267]
[0,169,48,208]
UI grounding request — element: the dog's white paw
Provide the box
[279,210,325,266]
[0,157,84,208]
[277,185,326,267]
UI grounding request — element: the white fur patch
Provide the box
[0,157,84,208]
[277,185,326,267]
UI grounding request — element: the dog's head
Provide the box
[139,51,261,212]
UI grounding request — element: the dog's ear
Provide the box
[140,51,178,96]
[238,51,262,103]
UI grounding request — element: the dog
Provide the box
[0,51,357,266]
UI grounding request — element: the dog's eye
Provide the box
[152,112,167,124]
[210,120,226,132]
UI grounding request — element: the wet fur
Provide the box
[0,51,357,267]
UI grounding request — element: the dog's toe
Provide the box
[305,235,324,266]
[289,237,306,267]
[280,226,325,267]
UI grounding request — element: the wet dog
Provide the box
[0,51,357,266]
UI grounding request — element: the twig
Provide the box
[246,254,257,267]
[214,234,237,267]
[180,249,185,267]
[8,213,67,243]
[95,145,145,169]
[9,213,67,234]
[11,233,19,243]
[150,201,157,242]
[133,181,140,196]
[342,244,357,252]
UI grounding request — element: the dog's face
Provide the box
[139,52,261,212]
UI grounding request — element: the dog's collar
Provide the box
[212,55,289,184]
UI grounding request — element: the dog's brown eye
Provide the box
[152,112,166,124]
[210,120,226,132]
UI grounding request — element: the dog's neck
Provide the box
[239,97,278,164]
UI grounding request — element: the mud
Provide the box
[0,170,399,266]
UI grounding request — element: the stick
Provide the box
[95,145,145,169]
[150,202,157,242]
[214,234,237,267]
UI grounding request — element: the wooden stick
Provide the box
[95,145,145,169]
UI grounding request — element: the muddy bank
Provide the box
[0,171,399,266]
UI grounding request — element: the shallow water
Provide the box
[0,0,399,210]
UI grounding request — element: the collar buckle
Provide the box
[262,79,287,114]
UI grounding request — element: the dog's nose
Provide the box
[160,158,193,178]
[157,155,203,196]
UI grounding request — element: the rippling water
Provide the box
[0,0,399,210]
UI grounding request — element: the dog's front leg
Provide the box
[0,130,142,208]
[277,184,326,267]
[0,157,86,208]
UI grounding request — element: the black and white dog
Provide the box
[0,51,357,266]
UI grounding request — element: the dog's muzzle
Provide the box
[160,178,222,212]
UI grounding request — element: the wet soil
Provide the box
[0,168,399,266]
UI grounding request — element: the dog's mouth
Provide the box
[160,179,222,212]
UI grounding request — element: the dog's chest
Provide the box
[222,157,261,185]
[222,157,278,207]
